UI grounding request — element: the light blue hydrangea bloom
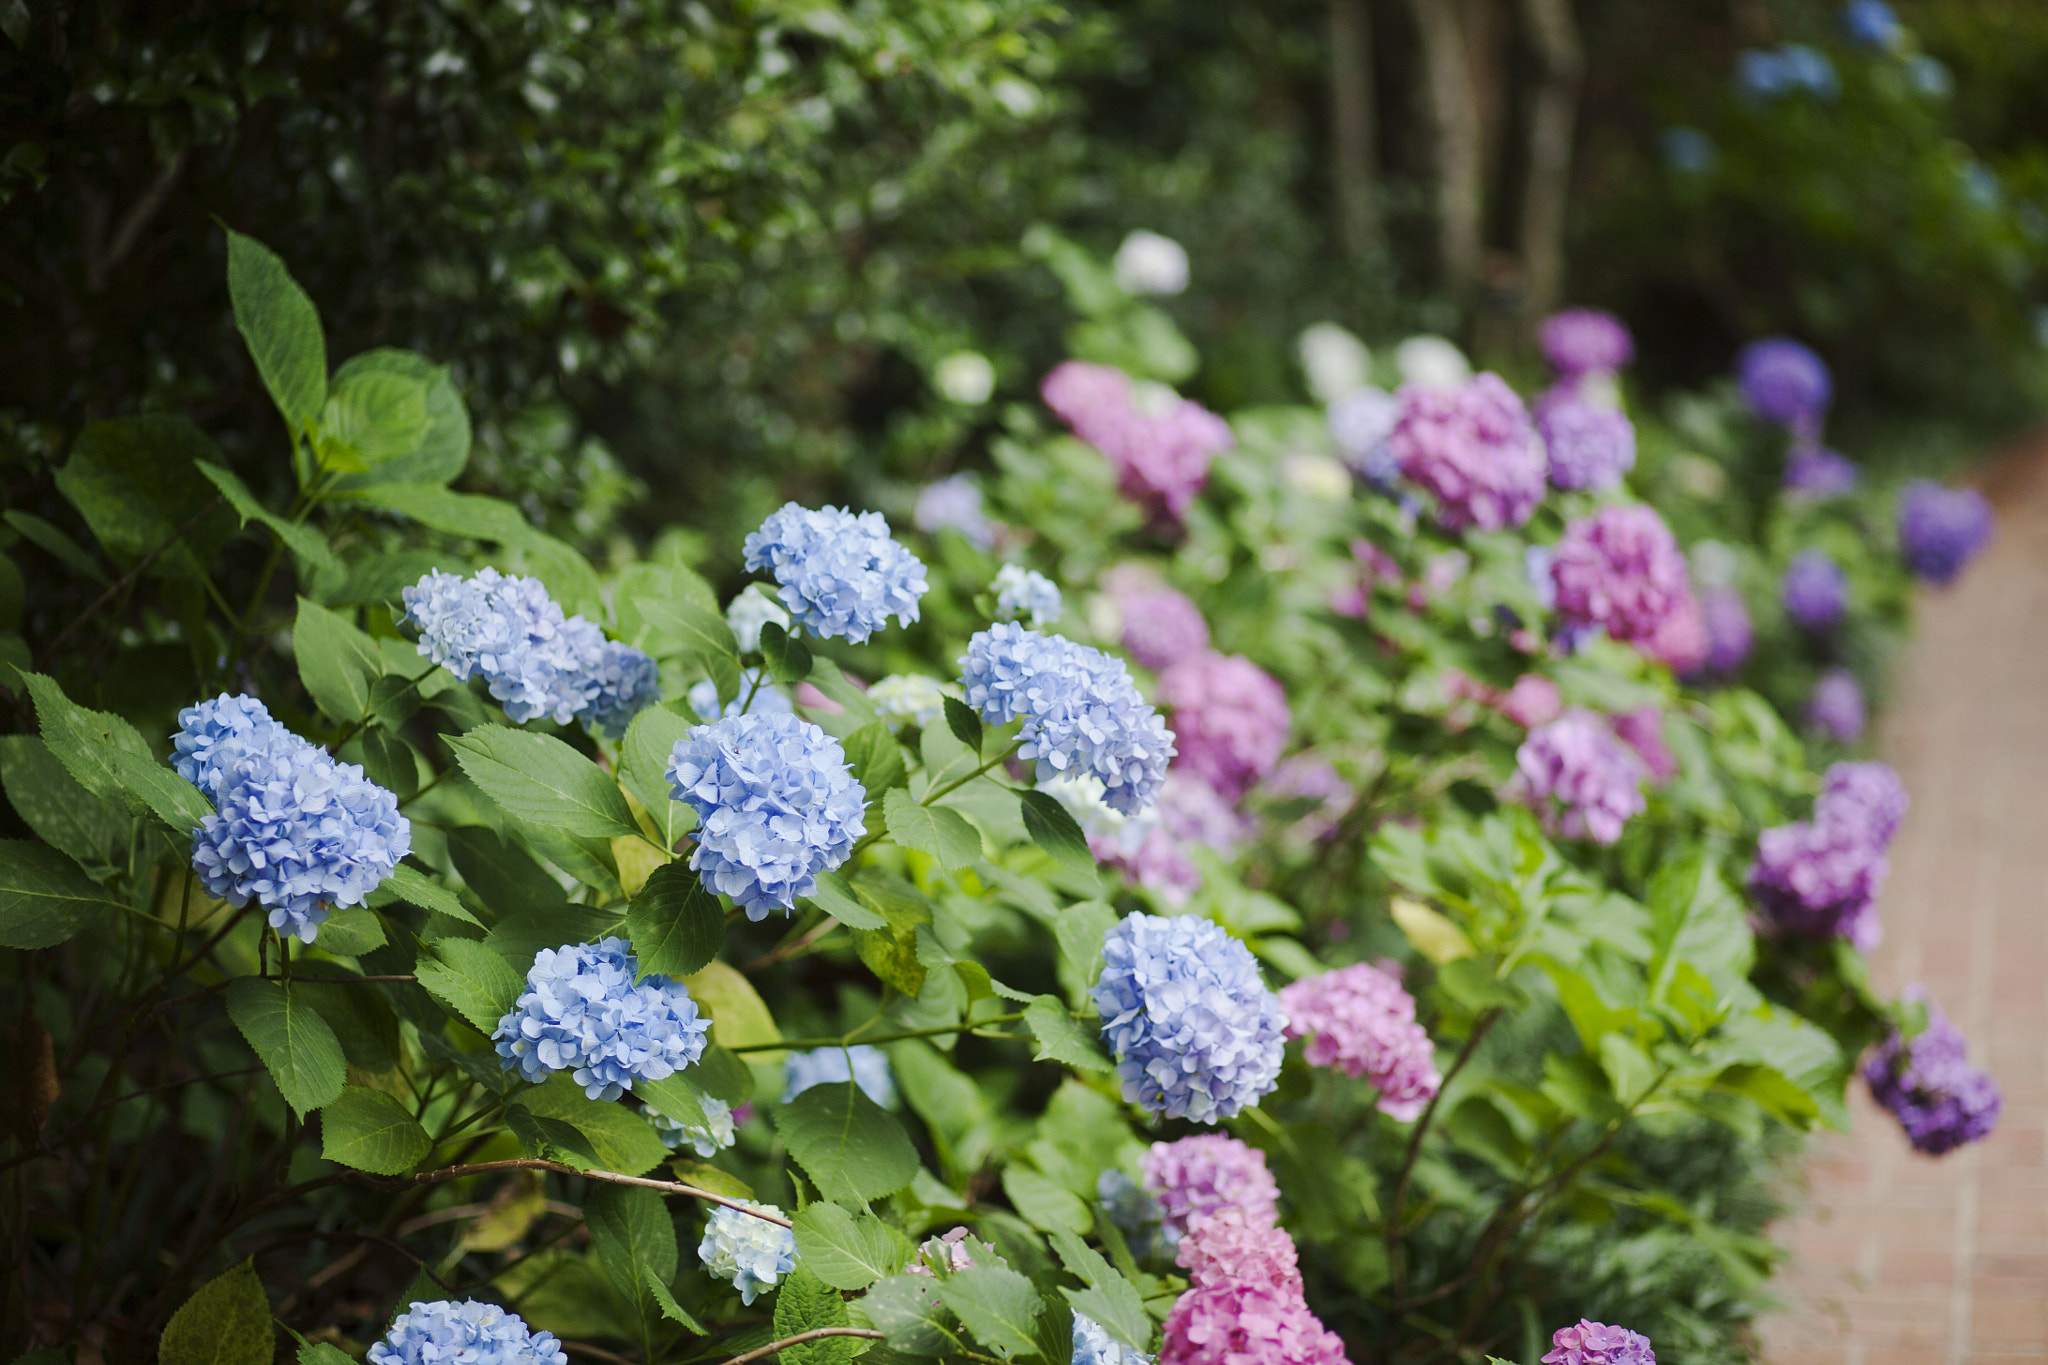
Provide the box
[698,1203,797,1305]
[492,938,711,1101]
[191,745,410,944]
[368,1299,566,1365]
[580,637,663,739]
[651,1094,737,1157]
[172,693,299,802]
[666,712,866,921]
[993,564,1063,629]
[867,674,954,729]
[687,669,794,721]
[781,1045,896,1107]
[1092,913,1286,1123]
[742,503,928,643]
[958,624,1174,816]
[1097,1169,1168,1261]
[726,583,791,654]
[1073,1312,1153,1365]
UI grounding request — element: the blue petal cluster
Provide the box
[993,564,1063,629]
[172,694,297,802]
[191,742,411,944]
[1074,1313,1154,1365]
[652,1095,737,1157]
[368,1300,566,1365]
[958,624,1175,817]
[781,1045,897,1107]
[698,1203,797,1305]
[401,568,659,736]
[687,669,794,722]
[743,503,928,643]
[1091,913,1286,1123]
[492,938,711,1101]
[667,713,867,921]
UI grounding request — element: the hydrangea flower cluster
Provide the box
[1807,668,1867,743]
[1737,338,1831,436]
[1509,710,1648,847]
[1540,309,1634,376]
[666,712,866,920]
[1086,771,1247,906]
[1101,569,1211,672]
[1842,0,1902,48]
[1155,653,1291,800]
[697,1203,797,1304]
[1536,390,1636,492]
[1785,446,1860,499]
[743,504,928,644]
[1278,964,1441,1120]
[491,938,710,1101]
[1140,1135,1282,1242]
[652,1094,737,1157]
[1897,480,1994,585]
[368,1300,567,1365]
[781,1044,896,1107]
[401,568,659,736]
[1074,1312,1154,1365]
[687,670,794,722]
[959,624,1175,816]
[1695,587,1755,676]
[1160,1210,1350,1365]
[1093,913,1286,1122]
[1549,505,1703,668]
[172,694,296,801]
[913,475,996,550]
[867,674,954,729]
[1782,550,1849,631]
[1747,763,1906,949]
[1864,991,2002,1155]
[1388,373,1547,532]
[1738,44,1840,101]
[1611,706,1678,784]
[1114,230,1190,296]
[1326,386,1401,486]
[1821,761,1910,844]
[993,564,1063,628]
[1541,1320,1656,1365]
[726,583,791,654]
[1041,361,1234,522]
[191,740,411,944]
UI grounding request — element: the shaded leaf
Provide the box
[884,789,982,870]
[227,230,326,436]
[320,1085,431,1174]
[225,978,346,1118]
[451,726,639,840]
[775,1081,920,1202]
[626,862,723,980]
[159,1257,273,1365]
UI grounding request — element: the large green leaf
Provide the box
[1023,996,1112,1073]
[0,839,122,949]
[414,937,526,1035]
[862,1274,955,1356]
[774,1265,854,1365]
[227,230,327,437]
[1047,1228,1150,1351]
[25,672,213,832]
[294,597,384,723]
[196,462,339,574]
[1019,790,1096,875]
[158,1258,273,1365]
[375,863,484,928]
[54,416,235,578]
[320,367,429,470]
[791,1202,911,1290]
[325,349,470,488]
[584,1183,678,1302]
[618,704,695,846]
[514,1072,670,1175]
[884,789,981,871]
[225,978,346,1118]
[0,735,131,873]
[359,483,535,545]
[446,825,566,919]
[774,1080,920,1202]
[935,1265,1043,1357]
[451,726,640,840]
[840,722,908,796]
[625,862,723,980]
[802,868,887,931]
[320,1084,432,1174]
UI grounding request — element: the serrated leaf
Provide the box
[776,1265,855,1365]
[1002,1166,1091,1234]
[294,597,383,724]
[1019,790,1095,875]
[693,1044,756,1106]
[884,789,982,871]
[935,1264,1043,1356]
[644,1266,706,1331]
[0,735,130,873]
[506,1106,599,1168]
[24,672,213,832]
[320,368,429,469]
[942,696,983,754]
[803,869,887,930]
[319,1084,432,1174]
[774,1081,920,1202]
[225,978,346,1118]
[862,1274,955,1355]
[793,1202,911,1290]
[619,704,695,846]
[684,961,782,1056]
[55,416,235,578]
[635,595,741,695]
[197,461,340,573]
[414,937,525,1035]
[638,1070,710,1133]
[585,1183,678,1303]
[324,349,471,489]
[840,722,908,796]
[515,1072,671,1175]
[626,862,723,980]
[0,839,123,949]
[760,620,814,684]
[227,231,327,437]
[451,726,639,840]
[1047,1228,1149,1351]
[1024,996,1112,1072]
[376,863,483,927]
[159,1257,273,1365]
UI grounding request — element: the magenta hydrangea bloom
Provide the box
[1278,963,1441,1120]
[1536,388,1636,492]
[1747,819,1887,949]
[1864,991,2001,1156]
[1042,361,1233,522]
[1696,587,1754,676]
[1807,668,1866,743]
[1175,1209,1298,1293]
[1542,1320,1656,1365]
[1782,551,1848,632]
[1737,338,1831,434]
[1160,1278,1351,1365]
[1540,309,1634,376]
[1549,505,1700,664]
[1611,706,1677,784]
[1140,1135,1281,1243]
[1818,761,1909,845]
[1389,374,1547,532]
[1509,710,1648,846]
[1156,653,1292,800]
[1106,575,1212,672]
[1897,480,1994,585]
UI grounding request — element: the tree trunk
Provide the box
[1328,0,1381,259]
[1517,0,1584,332]
[1405,0,1484,311]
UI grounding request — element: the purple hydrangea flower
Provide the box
[1549,504,1702,666]
[1542,1320,1656,1365]
[1389,373,1547,532]
[1747,818,1886,949]
[1086,770,1247,906]
[1612,705,1678,784]
[1540,309,1634,377]
[1864,991,2001,1156]
[492,937,711,1100]
[914,475,996,550]
[1140,1134,1281,1242]
[1102,569,1211,672]
[1818,760,1909,844]
[369,1300,566,1365]
[172,693,299,803]
[1782,551,1849,631]
[1785,445,1860,499]
[1279,963,1440,1120]
[1508,710,1648,846]
[1094,913,1286,1123]
[1697,587,1755,675]
[1737,339,1832,434]
[1042,361,1233,523]
[1807,668,1866,743]
[1536,387,1637,492]
[743,504,929,644]
[1155,653,1291,801]
[1897,480,1994,585]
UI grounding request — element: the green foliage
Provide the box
[158,1260,272,1365]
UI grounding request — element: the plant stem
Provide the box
[36,492,224,667]
[1387,1006,1501,1317]
[727,1011,1027,1054]
[713,1330,886,1365]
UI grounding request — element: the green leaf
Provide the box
[1053,901,1118,991]
[451,726,640,840]
[935,1264,1043,1357]
[227,231,327,437]
[158,1257,273,1365]
[626,862,723,980]
[942,696,984,754]
[840,722,908,796]
[802,869,886,931]
[862,1274,955,1355]
[371,863,485,929]
[884,789,982,871]
[774,1081,920,1202]
[805,659,881,727]
[300,1345,355,1365]
[1019,791,1095,875]
[505,1106,600,1168]
[24,672,212,831]
[0,734,130,871]
[792,1202,911,1291]
[4,510,105,583]
[196,461,339,574]
[312,906,385,957]
[302,975,401,1071]
[643,1266,706,1331]
[1047,1228,1149,1351]
[224,978,345,1119]
[1001,1166,1091,1234]
[514,1073,671,1175]
[0,840,119,949]
[775,1265,855,1365]
[416,937,524,1034]
[293,597,384,723]
[585,1183,678,1303]
[760,620,814,684]
[637,1069,711,1133]
[684,961,783,1056]
[693,1044,756,1106]
[325,349,470,488]
[619,704,695,846]
[54,416,235,578]
[635,595,741,677]
[446,826,566,920]
[1023,996,1112,1073]
[319,1084,432,1174]
[356,728,417,800]
[359,483,534,545]
[320,368,429,469]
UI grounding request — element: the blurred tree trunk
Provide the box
[1405,0,1484,311]
[1517,0,1584,332]
[1328,0,1381,258]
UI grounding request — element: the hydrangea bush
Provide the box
[0,233,1989,1365]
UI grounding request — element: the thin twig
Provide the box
[1388,1006,1501,1315]
[715,1329,886,1365]
[304,1159,792,1226]
[37,492,224,666]
[728,1013,1027,1054]
[561,1342,642,1365]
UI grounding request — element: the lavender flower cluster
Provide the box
[1042,361,1234,522]
[1509,710,1649,846]
[1542,1321,1657,1365]
[1155,653,1291,801]
[1388,373,1547,532]
[1140,1134,1281,1244]
[1278,963,1441,1120]
[743,503,928,644]
[491,938,711,1101]
[1100,568,1210,672]
[1549,504,1706,671]
[1864,991,2002,1155]
[1737,338,1831,437]
[1748,761,1909,949]
[1782,551,1848,632]
[1897,480,1994,585]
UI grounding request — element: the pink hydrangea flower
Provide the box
[1042,361,1233,522]
[1103,574,1211,672]
[1093,771,1248,905]
[1550,505,1702,666]
[1508,710,1648,846]
[1175,1208,1300,1293]
[1157,653,1292,800]
[1388,373,1546,532]
[1499,675,1564,728]
[1140,1135,1281,1241]
[1611,706,1677,784]
[1542,1320,1655,1365]
[1279,963,1441,1120]
[907,1227,980,1276]
[1160,1281,1351,1365]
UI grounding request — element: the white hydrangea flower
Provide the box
[726,583,790,654]
[697,1203,796,1305]
[1394,335,1472,391]
[1113,230,1189,297]
[935,352,996,405]
[992,563,1063,628]
[868,673,957,729]
[1296,323,1372,404]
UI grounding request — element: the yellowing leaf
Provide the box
[1390,897,1474,964]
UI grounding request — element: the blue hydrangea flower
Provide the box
[993,564,1063,629]
[582,638,663,739]
[492,938,711,1101]
[1842,0,1902,48]
[743,503,928,643]
[172,693,299,803]
[1097,1169,1168,1261]
[781,1045,896,1107]
[687,669,795,722]
[698,1203,797,1304]
[368,1300,566,1365]
[651,1095,737,1157]
[191,745,411,944]
[1074,1313,1152,1365]
[1091,913,1286,1123]
[958,624,1175,817]
[667,712,867,920]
